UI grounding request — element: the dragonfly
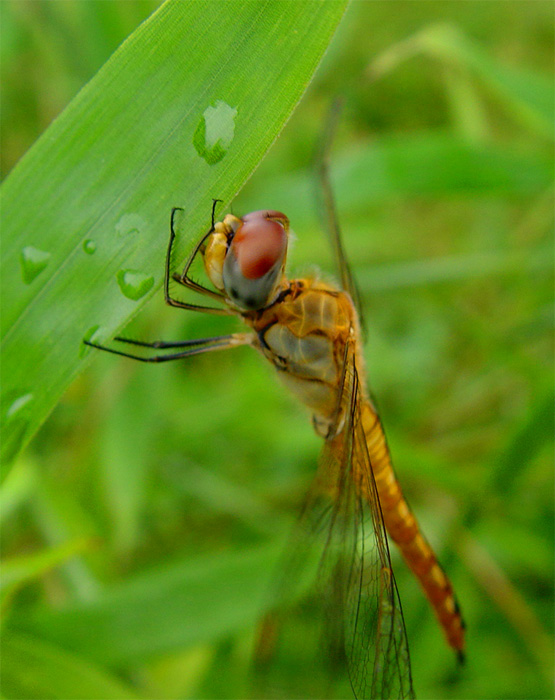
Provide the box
[85,186,465,699]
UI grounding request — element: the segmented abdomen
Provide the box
[359,401,465,654]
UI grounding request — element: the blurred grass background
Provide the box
[1,1,553,699]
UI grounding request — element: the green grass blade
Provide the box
[491,388,555,495]
[9,543,282,666]
[1,538,93,613]
[241,131,553,226]
[0,0,348,467]
[368,23,555,140]
[1,632,141,699]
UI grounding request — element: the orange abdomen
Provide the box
[359,402,465,655]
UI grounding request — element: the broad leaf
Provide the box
[0,0,348,466]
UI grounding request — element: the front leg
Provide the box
[164,207,233,316]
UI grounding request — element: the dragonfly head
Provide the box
[204,210,289,311]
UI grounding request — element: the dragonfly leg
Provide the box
[113,334,238,350]
[84,332,253,363]
[165,208,231,315]
[162,209,230,315]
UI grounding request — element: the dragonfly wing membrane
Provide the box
[351,397,414,699]
[317,351,414,699]
[251,346,414,699]
[315,100,366,334]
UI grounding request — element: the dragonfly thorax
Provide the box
[203,210,290,311]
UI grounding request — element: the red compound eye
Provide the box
[231,214,287,280]
[242,209,287,222]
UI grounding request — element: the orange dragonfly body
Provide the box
[86,206,464,698]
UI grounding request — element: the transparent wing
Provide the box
[315,100,366,335]
[315,352,414,699]
[252,349,414,699]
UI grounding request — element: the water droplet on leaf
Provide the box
[6,393,34,421]
[20,247,51,284]
[116,270,154,301]
[116,214,146,238]
[83,239,97,254]
[193,100,237,165]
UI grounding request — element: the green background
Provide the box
[1,1,553,699]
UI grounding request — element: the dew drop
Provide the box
[80,324,102,358]
[116,270,154,301]
[116,213,146,238]
[20,247,51,284]
[193,100,237,165]
[83,239,97,254]
[6,393,34,421]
